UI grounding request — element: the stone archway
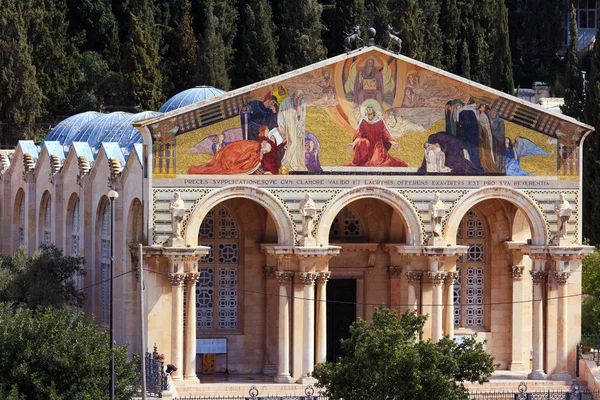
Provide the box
[315,186,423,246]
[184,185,295,246]
[444,186,548,246]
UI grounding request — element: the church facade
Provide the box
[0,47,594,387]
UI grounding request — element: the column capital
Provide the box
[169,272,186,286]
[553,271,571,285]
[298,272,317,286]
[405,270,423,285]
[530,270,548,285]
[428,271,447,286]
[317,271,331,284]
[509,265,525,281]
[275,271,294,285]
[186,271,200,283]
[445,271,459,283]
[388,265,403,278]
[264,265,277,279]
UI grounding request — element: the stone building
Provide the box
[0,47,594,390]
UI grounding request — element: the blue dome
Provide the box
[159,86,225,112]
[68,111,162,157]
[44,111,103,150]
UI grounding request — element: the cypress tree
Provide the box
[170,0,201,92]
[490,0,514,94]
[419,0,443,68]
[277,0,327,71]
[0,0,44,143]
[214,0,240,79]
[322,0,366,57]
[561,4,585,120]
[369,0,392,49]
[198,0,231,89]
[460,0,494,85]
[439,0,460,73]
[460,39,471,79]
[392,0,425,60]
[232,0,280,88]
[122,5,165,110]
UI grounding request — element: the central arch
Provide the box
[444,186,548,246]
[184,185,295,246]
[316,186,423,246]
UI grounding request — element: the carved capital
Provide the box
[168,273,186,286]
[428,271,447,286]
[553,271,571,285]
[388,265,403,278]
[530,270,548,285]
[275,271,294,285]
[445,271,459,283]
[509,265,525,281]
[317,271,331,284]
[298,272,317,286]
[405,270,423,285]
[264,265,277,279]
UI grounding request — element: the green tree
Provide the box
[122,4,165,110]
[561,5,585,120]
[581,249,600,335]
[312,307,496,400]
[419,0,443,68]
[0,306,138,399]
[198,0,231,89]
[322,0,366,57]
[369,0,392,49]
[490,0,514,94]
[391,0,424,60]
[0,245,86,310]
[277,0,327,71]
[232,0,280,88]
[0,0,44,143]
[460,39,471,79]
[169,0,201,92]
[460,0,494,85]
[439,0,461,72]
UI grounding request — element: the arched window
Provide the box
[100,200,111,325]
[329,206,364,242]
[194,206,240,332]
[454,210,485,329]
[17,192,25,248]
[71,198,80,256]
[40,193,52,245]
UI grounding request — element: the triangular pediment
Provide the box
[136,46,593,179]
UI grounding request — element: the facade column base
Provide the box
[296,375,317,384]
[171,375,184,382]
[551,371,571,381]
[262,364,278,376]
[508,362,526,371]
[274,374,294,383]
[528,371,547,380]
[184,374,200,383]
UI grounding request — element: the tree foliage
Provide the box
[0,305,138,400]
[0,245,86,310]
[312,307,496,400]
[561,4,585,120]
[490,0,514,94]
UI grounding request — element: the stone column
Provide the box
[275,271,294,383]
[298,272,317,383]
[444,271,459,338]
[509,265,526,371]
[316,271,330,365]
[168,272,186,381]
[552,270,571,380]
[428,271,447,342]
[263,266,279,376]
[184,271,199,381]
[388,266,403,314]
[529,268,548,380]
[405,271,422,311]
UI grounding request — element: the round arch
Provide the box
[444,186,548,246]
[184,185,295,246]
[315,186,423,246]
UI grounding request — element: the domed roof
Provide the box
[44,111,103,149]
[159,86,225,113]
[68,111,161,157]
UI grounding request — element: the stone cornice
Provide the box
[262,245,341,258]
[387,244,468,259]
[521,245,594,260]
[161,246,211,260]
[503,241,528,251]
[338,243,379,253]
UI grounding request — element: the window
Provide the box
[100,200,111,325]
[71,198,80,256]
[454,210,486,329]
[329,207,364,242]
[18,194,25,247]
[41,194,51,245]
[578,0,598,29]
[192,206,240,332]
